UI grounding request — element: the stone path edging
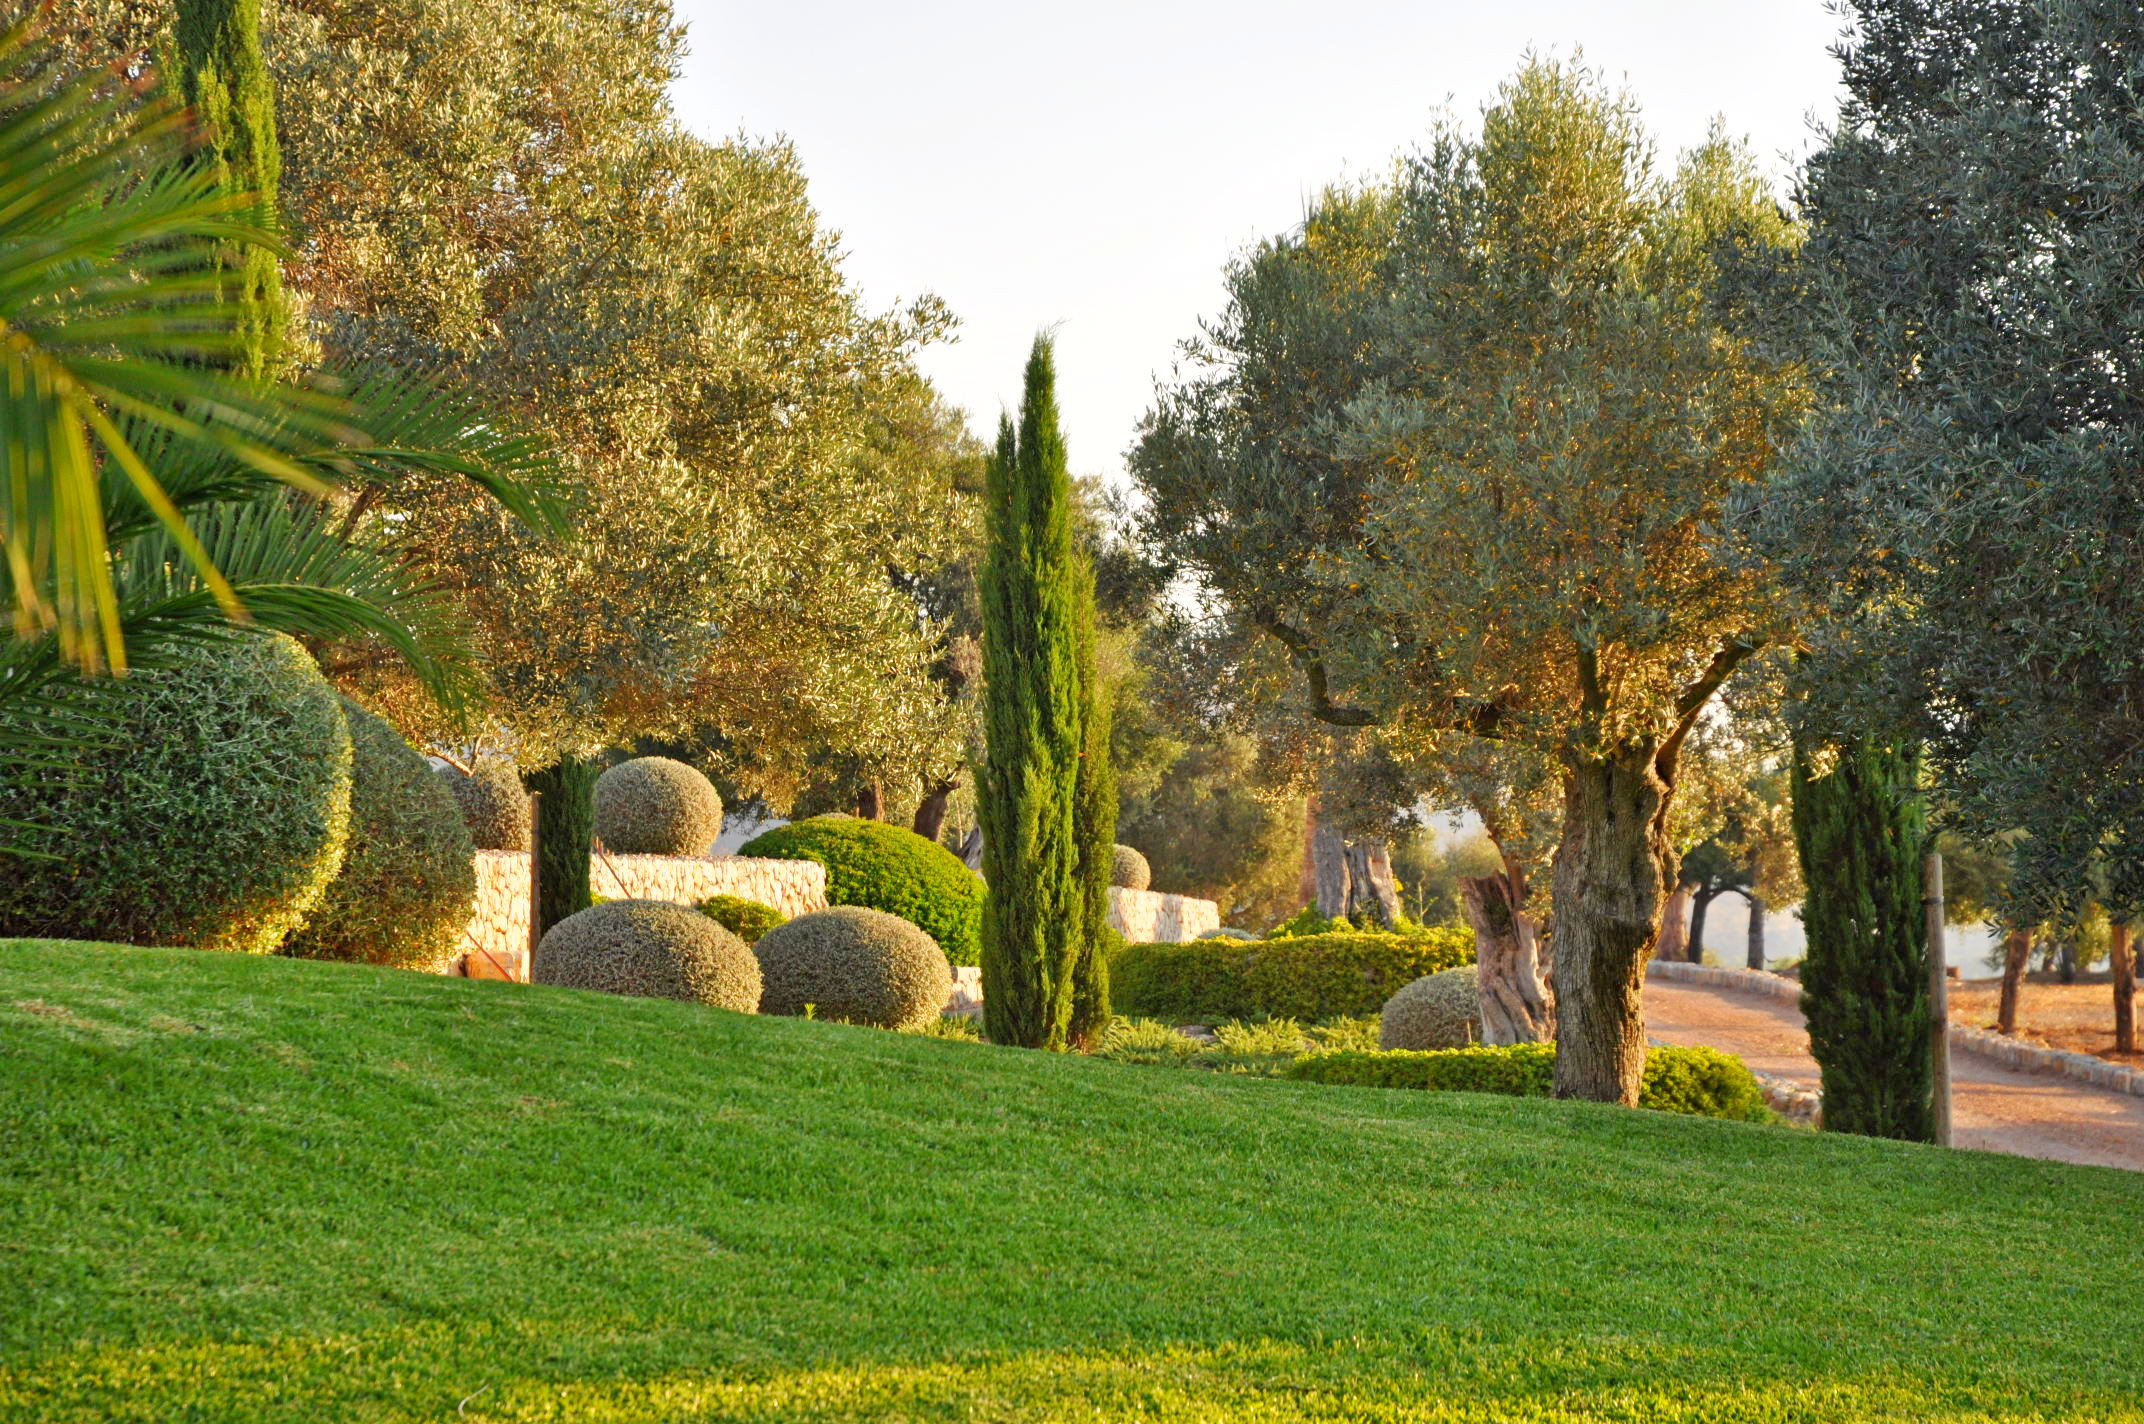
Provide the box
[1646,958,2144,1100]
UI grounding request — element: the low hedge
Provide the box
[1284,1043,1774,1122]
[1109,928,1473,1022]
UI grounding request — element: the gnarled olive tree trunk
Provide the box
[1459,856,1553,1043]
[1686,885,1717,963]
[1550,746,1674,1104]
[1655,883,1691,965]
[1744,892,1767,971]
[1996,927,2031,1034]
[1311,821,1400,927]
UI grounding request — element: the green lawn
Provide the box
[1,939,2138,1422]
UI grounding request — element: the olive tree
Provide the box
[1135,61,1805,1101]
[1758,0,2144,926]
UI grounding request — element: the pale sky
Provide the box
[669,2,1848,483]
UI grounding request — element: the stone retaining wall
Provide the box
[462,850,828,969]
[1645,957,2144,1100]
[1109,887,1219,944]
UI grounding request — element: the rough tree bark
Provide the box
[1744,892,1766,971]
[1686,885,1717,964]
[1656,884,1692,965]
[1298,796,1322,909]
[2112,922,2135,1055]
[1311,821,1350,918]
[1996,928,2031,1034]
[856,781,885,821]
[1310,820,1399,926]
[1549,746,1673,1104]
[1458,851,1554,1043]
[913,780,955,843]
[1342,838,1400,927]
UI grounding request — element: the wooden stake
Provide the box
[526,790,544,979]
[1924,851,1952,1147]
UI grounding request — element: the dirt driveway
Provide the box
[1644,979,2144,1173]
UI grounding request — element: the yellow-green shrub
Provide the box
[1109,928,1472,1022]
[1286,1043,1774,1122]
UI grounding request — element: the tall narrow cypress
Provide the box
[174,0,287,378]
[978,337,1089,1048]
[524,755,597,938]
[1068,573,1116,1045]
[1791,730,1933,1141]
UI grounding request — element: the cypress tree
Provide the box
[524,755,597,938]
[1068,577,1116,1045]
[978,337,1089,1048]
[1791,730,1933,1141]
[174,0,287,378]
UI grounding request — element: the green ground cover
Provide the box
[1,938,2138,1422]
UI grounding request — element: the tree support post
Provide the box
[525,790,543,979]
[1924,851,1951,1147]
[2112,923,2136,1056]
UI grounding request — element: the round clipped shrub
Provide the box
[0,632,351,954]
[593,756,724,856]
[739,817,983,964]
[533,899,760,1011]
[284,699,476,971]
[1380,966,1482,1051]
[700,893,786,945]
[440,756,530,851]
[1110,843,1152,891]
[753,905,952,1030]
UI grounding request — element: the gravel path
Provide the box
[1644,980,2144,1173]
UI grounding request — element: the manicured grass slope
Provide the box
[1,940,2138,1423]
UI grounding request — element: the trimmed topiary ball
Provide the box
[533,899,761,1011]
[441,756,530,851]
[753,905,952,1030]
[0,632,352,954]
[1111,843,1152,891]
[284,699,477,971]
[699,893,786,945]
[593,756,724,856]
[739,817,983,963]
[1380,965,1482,1050]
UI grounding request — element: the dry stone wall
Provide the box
[459,854,1216,1006]
[463,851,827,967]
[1107,887,1220,945]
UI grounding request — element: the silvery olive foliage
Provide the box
[46,1,980,805]
[1133,59,1808,1099]
[1749,0,2144,921]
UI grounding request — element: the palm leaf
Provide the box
[115,495,485,717]
[0,21,354,673]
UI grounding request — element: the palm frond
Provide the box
[0,21,353,673]
[115,496,486,717]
